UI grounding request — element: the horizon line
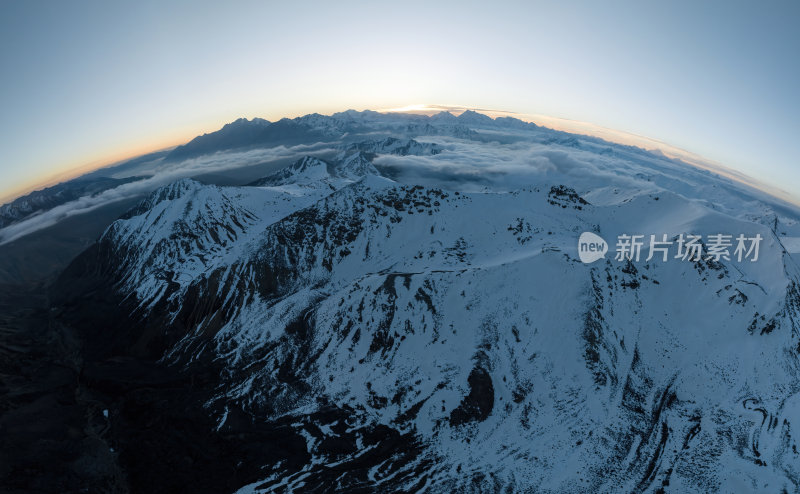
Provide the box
[2,105,797,209]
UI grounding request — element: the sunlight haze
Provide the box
[1,0,798,202]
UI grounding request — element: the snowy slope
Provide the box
[69,115,800,493]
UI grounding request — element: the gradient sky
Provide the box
[1,0,798,203]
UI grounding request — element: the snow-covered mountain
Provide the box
[48,113,800,493]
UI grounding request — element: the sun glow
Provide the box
[377,104,434,114]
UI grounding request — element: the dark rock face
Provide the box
[40,245,270,493]
[2,164,438,493]
[0,284,120,493]
[449,366,494,426]
[27,238,429,493]
[547,184,589,209]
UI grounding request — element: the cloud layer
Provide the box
[3,129,796,247]
[373,136,648,193]
[0,143,333,245]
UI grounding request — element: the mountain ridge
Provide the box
[44,131,800,491]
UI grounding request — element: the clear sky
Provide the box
[1,0,798,203]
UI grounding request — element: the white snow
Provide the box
[98,116,800,492]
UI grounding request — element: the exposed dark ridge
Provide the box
[166,118,329,161]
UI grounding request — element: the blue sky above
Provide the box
[0,0,798,202]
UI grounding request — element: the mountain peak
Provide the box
[334,151,380,179]
[430,111,459,123]
[248,156,330,187]
[224,117,270,128]
[457,109,495,125]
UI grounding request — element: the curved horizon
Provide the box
[2,1,798,214]
[3,105,797,209]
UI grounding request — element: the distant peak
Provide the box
[223,117,271,129]
[334,151,380,179]
[248,156,329,187]
[430,111,458,122]
[457,109,493,121]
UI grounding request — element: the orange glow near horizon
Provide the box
[0,104,365,203]
[0,133,190,204]
[3,104,797,209]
